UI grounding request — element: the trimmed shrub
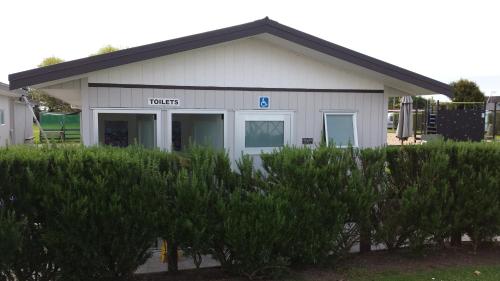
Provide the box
[0,146,169,281]
[1,141,499,280]
[378,143,453,252]
[261,146,353,264]
[222,189,290,279]
[41,148,165,281]
[0,146,59,281]
[0,210,24,281]
[453,143,500,251]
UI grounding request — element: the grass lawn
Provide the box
[137,245,500,281]
[346,265,500,281]
[33,124,81,144]
[33,124,40,144]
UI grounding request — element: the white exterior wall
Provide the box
[82,87,385,159]
[88,37,382,90]
[73,36,388,159]
[0,95,11,146]
[12,102,33,144]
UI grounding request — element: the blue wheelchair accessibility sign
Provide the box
[259,96,270,109]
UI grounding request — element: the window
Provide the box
[235,111,293,155]
[245,121,284,147]
[0,109,4,125]
[93,110,161,148]
[167,110,227,152]
[324,113,358,147]
[171,113,224,151]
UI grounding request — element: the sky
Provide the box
[1,0,499,100]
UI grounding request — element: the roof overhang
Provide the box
[0,82,24,98]
[8,17,452,97]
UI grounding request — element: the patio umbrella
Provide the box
[396,96,413,144]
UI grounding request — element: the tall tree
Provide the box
[451,79,485,102]
[29,56,74,112]
[388,96,401,110]
[29,45,120,112]
[412,96,426,110]
[90,45,120,56]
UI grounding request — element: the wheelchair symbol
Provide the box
[259,96,270,109]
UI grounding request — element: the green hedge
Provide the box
[0,142,499,280]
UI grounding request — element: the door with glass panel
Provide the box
[235,111,293,155]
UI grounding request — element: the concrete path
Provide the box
[135,250,220,274]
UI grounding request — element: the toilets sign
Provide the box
[148,98,180,106]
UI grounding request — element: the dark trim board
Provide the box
[9,17,452,97]
[88,83,385,93]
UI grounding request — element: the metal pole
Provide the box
[493,102,498,141]
[414,107,418,143]
[21,94,50,144]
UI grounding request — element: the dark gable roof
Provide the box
[486,96,500,103]
[9,17,452,97]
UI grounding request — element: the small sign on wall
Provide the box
[259,96,270,109]
[148,98,180,106]
[302,138,313,144]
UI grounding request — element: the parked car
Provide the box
[387,112,396,129]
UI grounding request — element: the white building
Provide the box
[8,18,451,159]
[0,83,34,146]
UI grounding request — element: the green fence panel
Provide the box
[40,112,81,142]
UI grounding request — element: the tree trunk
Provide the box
[167,241,178,273]
[450,232,462,247]
[359,226,371,253]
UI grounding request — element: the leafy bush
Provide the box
[0,147,59,281]
[377,144,453,252]
[41,148,165,281]
[0,146,169,281]
[0,210,24,281]
[377,142,500,252]
[261,146,353,264]
[0,142,499,280]
[223,189,290,279]
[452,143,500,251]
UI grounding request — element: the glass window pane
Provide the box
[245,121,284,148]
[325,114,355,146]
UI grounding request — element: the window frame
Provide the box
[235,110,294,155]
[0,109,4,125]
[323,112,358,148]
[92,108,162,148]
[166,109,228,152]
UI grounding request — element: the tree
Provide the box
[388,97,401,110]
[29,56,74,113]
[90,45,120,56]
[28,45,120,112]
[412,96,426,110]
[451,79,485,102]
[37,56,64,68]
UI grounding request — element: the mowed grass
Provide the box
[33,124,81,144]
[346,265,500,281]
[33,124,40,144]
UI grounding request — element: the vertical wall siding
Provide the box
[78,35,390,157]
[87,37,382,90]
[85,87,385,159]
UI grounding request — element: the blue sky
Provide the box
[1,0,498,100]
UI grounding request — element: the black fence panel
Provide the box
[437,108,484,141]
